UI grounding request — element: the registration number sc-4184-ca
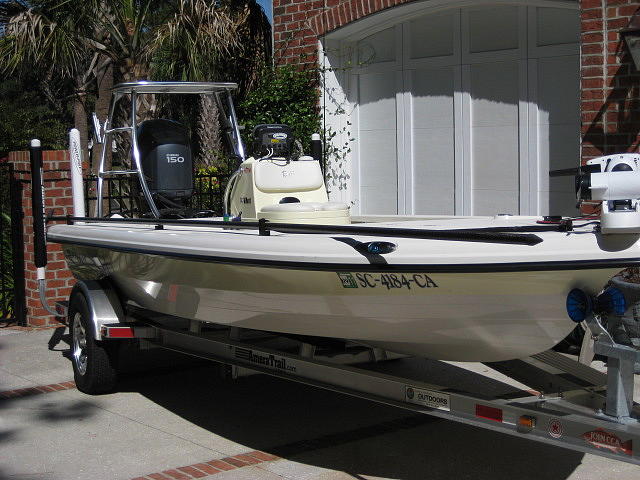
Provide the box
[337,272,438,290]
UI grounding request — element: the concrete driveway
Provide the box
[1,326,640,480]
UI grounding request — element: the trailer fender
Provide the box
[70,280,124,341]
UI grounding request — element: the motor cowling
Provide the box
[138,119,194,207]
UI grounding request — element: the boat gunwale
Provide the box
[51,237,638,273]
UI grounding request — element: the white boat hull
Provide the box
[49,216,637,361]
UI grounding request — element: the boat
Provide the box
[44,81,640,362]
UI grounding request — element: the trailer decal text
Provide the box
[582,429,632,456]
[235,347,296,373]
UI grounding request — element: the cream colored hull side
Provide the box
[62,245,620,362]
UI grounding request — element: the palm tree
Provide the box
[0,1,97,156]
[152,0,271,167]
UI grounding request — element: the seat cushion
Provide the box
[261,201,349,213]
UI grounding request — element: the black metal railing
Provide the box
[83,172,232,217]
[0,163,26,325]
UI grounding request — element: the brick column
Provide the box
[581,0,640,162]
[8,150,75,327]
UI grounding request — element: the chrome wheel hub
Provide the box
[72,313,88,375]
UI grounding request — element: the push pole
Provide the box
[29,139,58,316]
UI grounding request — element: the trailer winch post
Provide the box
[583,313,640,422]
[29,139,58,316]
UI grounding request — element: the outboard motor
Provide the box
[137,119,194,209]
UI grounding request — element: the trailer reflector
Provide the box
[102,326,135,338]
[475,404,503,422]
[518,415,536,432]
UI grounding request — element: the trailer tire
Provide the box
[69,292,118,394]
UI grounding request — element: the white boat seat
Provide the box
[261,201,349,213]
[259,201,350,225]
[254,161,324,193]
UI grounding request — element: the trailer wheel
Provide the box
[69,292,118,394]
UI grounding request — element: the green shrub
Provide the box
[0,79,69,155]
[238,65,321,157]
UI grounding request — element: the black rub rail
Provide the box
[48,215,546,246]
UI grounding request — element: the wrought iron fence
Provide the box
[0,163,26,325]
[83,172,231,217]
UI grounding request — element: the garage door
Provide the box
[347,3,579,216]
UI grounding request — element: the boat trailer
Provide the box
[54,281,640,466]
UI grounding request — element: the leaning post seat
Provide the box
[252,159,350,225]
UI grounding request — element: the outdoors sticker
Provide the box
[405,386,450,411]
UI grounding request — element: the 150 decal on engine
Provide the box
[337,272,438,290]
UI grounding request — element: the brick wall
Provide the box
[8,150,75,327]
[273,0,416,64]
[581,0,640,161]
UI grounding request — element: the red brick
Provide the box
[148,474,171,480]
[607,17,630,29]
[582,9,603,20]
[581,71,604,82]
[583,55,604,66]
[247,451,280,462]
[581,0,602,8]
[221,457,249,467]
[206,460,235,471]
[192,463,219,475]
[35,385,56,393]
[161,470,190,480]
[233,454,261,465]
[617,4,640,16]
[176,466,206,478]
[582,19,604,31]
[582,43,603,55]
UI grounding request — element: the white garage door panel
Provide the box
[537,56,580,126]
[474,189,520,216]
[358,72,397,130]
[409,11,455,59]
[470,62,519,127]
[536,8,580,47]
[411,67,455,214]
[345,3,579,217]
[413,128,455,214]
[536,55,579,216]
[470,62,520,214]
[412,68,455,127]
[472,125,520,214]
[359,130,398,214]
[357,71,398,214]
[468,6,519,53]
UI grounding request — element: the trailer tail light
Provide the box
[102,325,135,338]
[101,324,156,339]
[475,404,503,422]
